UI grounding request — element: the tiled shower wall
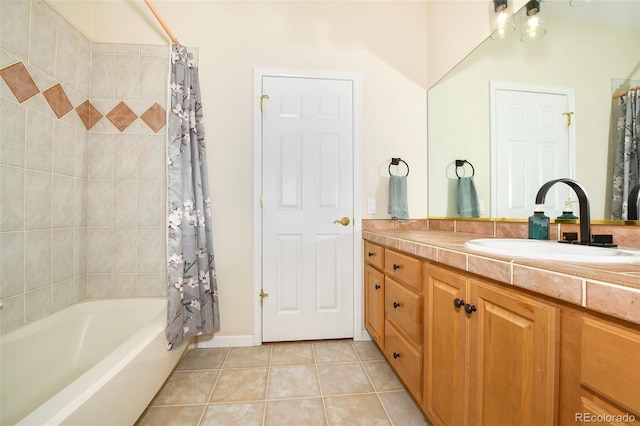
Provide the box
[0,0,169,333]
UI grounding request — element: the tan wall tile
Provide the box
[513,265,582,304]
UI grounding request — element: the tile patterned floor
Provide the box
[136,340,430,426]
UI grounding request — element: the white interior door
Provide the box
[492,83,575,219]
[261,75,354,342]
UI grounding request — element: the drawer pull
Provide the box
[393,264,401,270]
[393,352,400,359]
[368,252,375,257]
[464,304,477,315]
[393,301,401,309]
[453,298,465,308]
[374,284,381,290]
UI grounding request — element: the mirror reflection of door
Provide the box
[490,82,576,219]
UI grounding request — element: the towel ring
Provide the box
[455,160,474,178]
[389,158,409,177]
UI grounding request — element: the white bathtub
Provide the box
[0,298,190,426]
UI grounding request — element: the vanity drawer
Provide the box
[384,320,422,400]
[581,316,640,414]
[364,241,385,270]
[385,249,422,292]
[385,277,422,343]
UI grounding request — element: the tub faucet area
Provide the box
[535,178,591,245]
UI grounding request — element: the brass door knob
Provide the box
[333,217,350,226]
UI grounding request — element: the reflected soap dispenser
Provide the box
[528,206,550,240]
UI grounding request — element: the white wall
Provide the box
[46,0,429,338]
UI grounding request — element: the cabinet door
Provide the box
[423,263,468,426]
[364,265,385,349]
[468,279,559,426]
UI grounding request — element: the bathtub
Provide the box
[1,298,190,426]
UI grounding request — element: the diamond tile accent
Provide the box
[106,101,137,132]
[0,62,40,103]
[140,102,166,133]
[42,83,73,118]
[76,100,103,131]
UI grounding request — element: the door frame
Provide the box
[489,81,576,217]
[252,67,363,346]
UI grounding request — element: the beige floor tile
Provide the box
[200,402,265,426]
[324,394,391,425]
[209,367,269,403]
[363,360,404,392]
[267,365,321,399]
[379,390,431,425]
[135,405,205,426]
[224,345,271,368]
[149,370,220,406]
[264,398,326,425]
[175,347,229,371]
[317,362,374,396]
[269,341,314,366]
[353,341,385,361]
[313,340,358,363]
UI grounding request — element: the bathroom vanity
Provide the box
[363,228,640,426]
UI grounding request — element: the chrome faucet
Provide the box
[629,184,640,220]
[535,178,591,245]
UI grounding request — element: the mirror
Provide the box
[428,0,640,220]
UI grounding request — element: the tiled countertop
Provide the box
[363,229,640,326]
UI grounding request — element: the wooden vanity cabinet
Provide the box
[364,241,385,348]
[580,315,640,423]
[423,261,559,426]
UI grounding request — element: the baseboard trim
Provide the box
[196,334,255,348]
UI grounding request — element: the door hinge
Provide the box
[260,94,270,112]
[260,194,264,208]
[259,290,269,305]
[563,111,574,126]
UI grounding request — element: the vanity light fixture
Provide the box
[520,0,547,43]
[489,0,515,40]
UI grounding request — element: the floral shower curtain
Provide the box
[166,44,219,349]
[611,88,640,220]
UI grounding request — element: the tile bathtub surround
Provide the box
[363,228,640,326]
[136,340,430,426]
[0,0,170,333]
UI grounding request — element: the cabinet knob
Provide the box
[374,284,380,290]
[393,264,401,270]
[368,252,375,257]
[393,352,400,359]
[453,298,465,308]
[464,304,477,315]
[393,301,401,308]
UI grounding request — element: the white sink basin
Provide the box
[464,238,640,264]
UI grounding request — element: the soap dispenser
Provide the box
[528,206,550,240]
[556,198,579,223]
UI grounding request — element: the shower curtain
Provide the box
[166,44,219,349]
[611,88,640,220]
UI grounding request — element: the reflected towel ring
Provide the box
[455,160,475,178]
[389,158,409,177]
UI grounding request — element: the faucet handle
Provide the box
[591,234,616,248]
[562,232,578,243]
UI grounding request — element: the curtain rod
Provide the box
[144,0,180,47]
[613,84,640,99]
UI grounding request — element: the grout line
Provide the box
[311,341,330,426]
[261,344,273,426]
[196,347,230,426]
